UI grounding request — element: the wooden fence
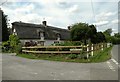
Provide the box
[22,43,112,58]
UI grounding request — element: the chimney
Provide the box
[42,21,47,26]
[68,26,71,30]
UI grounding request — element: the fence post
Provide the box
[103,43,106,49]
[106,43,107,48]
[91,44,94,56]
[107,43,110,48]
[101,43,103,51]
[87,44,89,58]
[95,44,97,50]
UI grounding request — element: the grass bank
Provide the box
[17,46,112,63]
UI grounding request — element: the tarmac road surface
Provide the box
[2,45,119,80]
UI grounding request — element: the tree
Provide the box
[70,23,90,45]
[103,28,112,36]
[96,32,106,43]
[114,33,120,38]
[88,25,97,43]
[111,33,120,44]
[70,23,99,44]
[2,11,9,42]
[103,28,113,43]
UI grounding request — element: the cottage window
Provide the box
[13,28,17,35]
[37,31,45,46]
[57,34,60,41]
[38,32,44,40]
[40,32,44,37]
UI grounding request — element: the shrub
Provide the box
[15,43,22,54]
[9,35,20,47]
[111,37,120,44]
[67,54,78,59]
[2,41,11,52]
[2,35,22,53]
[53,41,82,46]
[73,41,82,46]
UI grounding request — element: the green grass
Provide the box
[89,47,112,62]
[17,46,113,63]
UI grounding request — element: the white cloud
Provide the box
[112,28,117,31]
[95,12,116,21]
[105,12,116,16]
[1,1,118,31]
[93,21,109,26]
[111,19,118,24]
[14,4,34,13]
[5,0,119,2]
[67,5,80,13]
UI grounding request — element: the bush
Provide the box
[15,43,22,54]
[2,41,11,52]
[2,35,22,53]
[111,37,120,44]
[73,41,82,46]
[9,35,20,47]
[53,41,82,46]
[67,54,78,59]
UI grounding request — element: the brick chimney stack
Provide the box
[68,26,71,30]
[42,21,47,26]
[42,18,47,26]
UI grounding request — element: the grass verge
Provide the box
[17,46,112,63]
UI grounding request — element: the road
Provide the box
[2,45,119,80]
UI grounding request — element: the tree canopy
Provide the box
[111,33,120,44]
[2,11,9,42]
[71,23,89,41]
[70,22,106,44]
[103,28,112,36]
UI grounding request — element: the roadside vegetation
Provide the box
[17,46,112,63]
[2,35,22,54]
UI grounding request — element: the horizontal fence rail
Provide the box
[22,46,87,49]
[22,43,112,58]
[22,50,82,54]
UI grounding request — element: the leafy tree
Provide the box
[89,25,97,34]
[111,36,120,44]
[2,11,9,42]
[96,32,106,43]
[114,33,120,38]
[70,22,113,44]
[103,28,113,43]
[71,23,90,44]
[111,33,120,44]
[70,23,90,45]
[90,32,106,44]
[70,23,100,44]
[103,28,112,36]
[88,25,97,43]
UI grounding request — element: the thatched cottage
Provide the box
[12,21,70,46]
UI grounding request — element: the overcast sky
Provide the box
[0,0,119,34]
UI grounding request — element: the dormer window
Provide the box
[13,28,17,35]
[56,33,60,41]
[37,29,44,40]
[40,32,44,40]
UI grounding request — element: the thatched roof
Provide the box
[12,22,70,40]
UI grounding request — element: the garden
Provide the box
[1,22,116,63]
